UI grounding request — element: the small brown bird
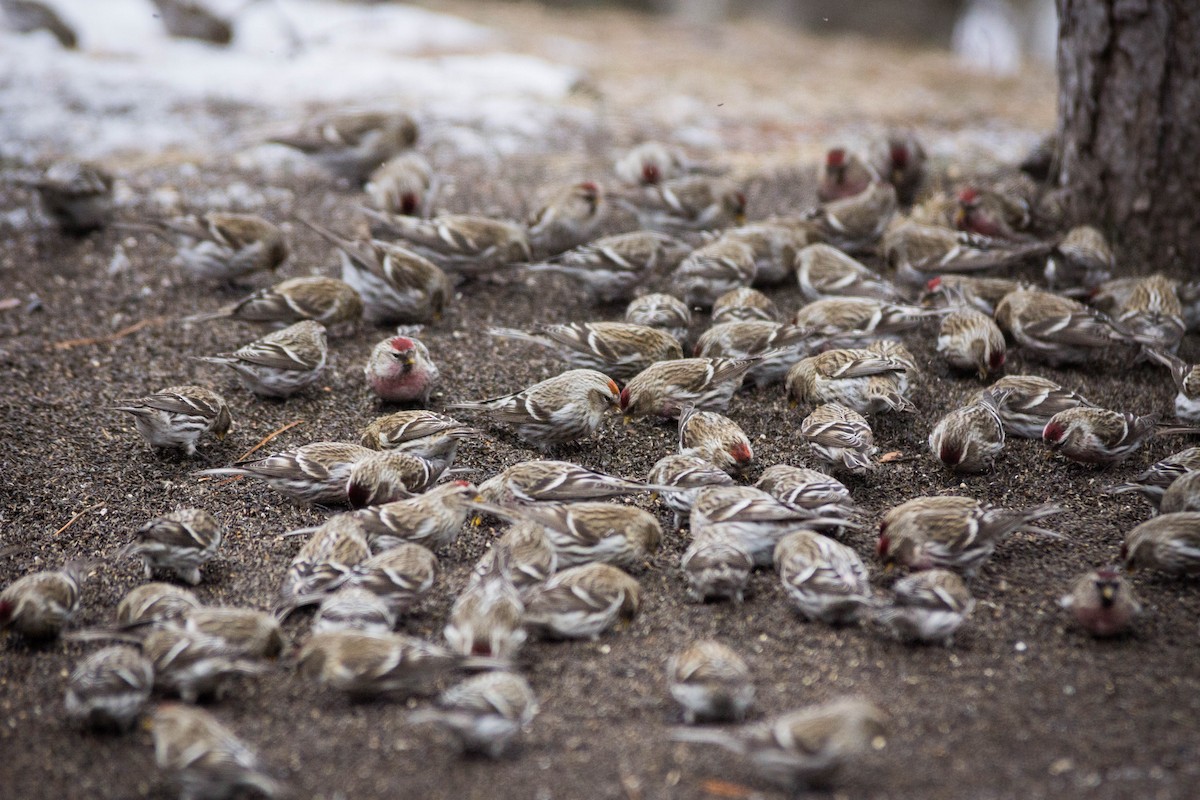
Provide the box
[128,213,288,284]
[710,287,780,324]
[621,176,746,233]
[670,237,757,309]
[871,569,974,646]
[994,290,1133,367]
[527,181,606,257]
[672,697,887,790]
[113,385,232,456]
[678,404,753,474]
[694,320,811,389]
[14,160,113,234]
[791,297,939,342]
[365,152,435,217]
[775,529,875,625]
[142,626,268,703]
[0,560,90,639]
[312,587,397,635]
[680,529,755,604]
[360,409,477,459]
[787,348,913,416]
[196,442,375,506]
[1142,347,1200,423]
[625,293,692,343]
[800,403,877,476]
[1104,446,1200,509]
[1122,514,1200,576]
[869,132,926,205]
[972,375,1097,439]
[795,243,901,303]
[1060,567,1141,637]
[883,221,1050,288]
[182,607,286,660]
[478,460,654,506]
[668,640,755,724]
[362,210,531,280]
[149,704,284,799]
[502,502,661,570]
[199,320,328,399]
[65,645,154,732]
[620,357,757,419]
[920,274,1026,316]
[817,147,877,203]
[937,308,1006,379]
[1160,470,1200,514]
[690,486,854,566]
[615,141,689,185]
[120,508,224,586]
[1042,407,1168,466]
[479,524,559,592]
[270,109,418,184]
[928,392,1006,474]
[277,515,372,610]
[647,453,737,529]
[1046,225,1114,291]
[445,550,526,660]
[720,223,815,287]
[488,322,682,381]
[527,230,691,304]
[364,336,441,406]
[523,563,641,640]
[188,277,363,336]
[805,181,897,252]
[754,464,853,515]
[150,0,233,44]
[350,480,481,553]
[115,583,201,628]
[295,629,473,699]
[409,671,538,759]
[448,369,620,451]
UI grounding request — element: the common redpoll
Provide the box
[15,160,113,234]
[937,307,1005,379]
[120,508,223,586]
[1060,567,1141,637]
[448,369,620,451]
[994,290,1132,367]
[364,335,440,405]
[817,148,877,203]
[113,385,232,457]
[130,213,289,284]
[150,0,232,44]
[523,562,641,640]
[1160,470,1200,514]
[1112,275,1185,354]
[349,447,445,509]
[625,293,692,343]
[690,485,853,566]
[361,210,531,279]
[0,560,89,639]
[277,515,371,609]
[670,237,756,309]
[928,392,1006,474]
[877,496,1062,578]
[365,151,434,216]
[710,287,779,324]
[64,645,154,732]
[1122,513,1200,576]
[116,583,201,628]
[870,569,974,645]
[527,181,605,257]
[526,230,691,303]
[620,357,756,419]
[680,530,754,604]
[647,453,737,528]
[312,587,397,635]
[189,277,363,336]
[1104,447,1200,509]
[805,181,896,252]
[489,322,682,381]
[869,132,926,205]
[774,529,874,625]
[296,629,475,699]
[1139,347,1200,422]
[970,375,1096,439]
[668,640,754,724]
[620,176,746,233]
[615,141,688,185]
[787,348,913,415]
[478,460,655,506]
[791,296,940,342]
[197,442,374,506]
[445,549,525,660]
[954,186,1034,241]
[920,275,1026,315]
[150,704,284,799]
[800,403,876,475]
[348,480,480,554]
[505,502,661,570]
[795,243,901,303]
[360,409,476,458]
[270,109,417,184]
[672,697,886,790]
[694,320,810,388]
[410,671,538,759]
[297,215,451,326]
[1,0,77,48]
[183,607,286,660]
[1042,407,1168,466]
[883,221,1050,288]
[1046,225,1114,291]
[142,626,268,703]
[720,223,816,287]
[480,523,559,592]
[678,405,753,474]
[754,464,853,513]
[200,320,327,399]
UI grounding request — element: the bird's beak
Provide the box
[884,562,895,573]
[472,515,483,527]
[1100,585,1115,602]
[788,399,798,410]
[953,208,966,228]
[623,415,632,425]
[734,212,746,225]
[649,492,660,502]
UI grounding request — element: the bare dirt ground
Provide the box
[3,4,1199,800]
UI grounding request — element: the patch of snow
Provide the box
[0,1,580,163]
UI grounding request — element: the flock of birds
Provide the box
[6,101,1200,799]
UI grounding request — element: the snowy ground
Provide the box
[0,0,583,164]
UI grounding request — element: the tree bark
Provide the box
[1055,0,1200,267]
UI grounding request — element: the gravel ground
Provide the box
[2,6,1199,800]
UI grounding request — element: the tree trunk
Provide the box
[1055,0,1200,267]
